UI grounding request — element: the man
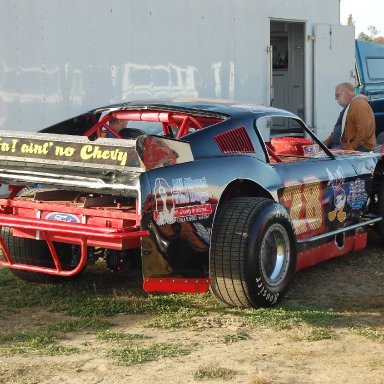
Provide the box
[106,118,127,137]
[325,82,376,151]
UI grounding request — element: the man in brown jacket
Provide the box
[324,82,376,151]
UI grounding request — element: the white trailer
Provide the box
[0,0,354,139]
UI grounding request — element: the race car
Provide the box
[0,99,383,308]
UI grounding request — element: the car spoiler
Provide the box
[0,131,193,195]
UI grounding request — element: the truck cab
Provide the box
[355,40,384,137]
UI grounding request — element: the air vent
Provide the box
[214,126,255,153]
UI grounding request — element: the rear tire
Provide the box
[1,227,60,283]
[210,197,297,308]
[1,187,83,283]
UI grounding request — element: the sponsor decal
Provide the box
[302,144,326,158]
[347,178,368,210]
[153,176,212,225]
[46,212,80,223]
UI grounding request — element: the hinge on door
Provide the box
[267,46,273,53]
[307,34,315,41]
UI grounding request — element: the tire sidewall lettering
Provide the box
[248,202,296,306]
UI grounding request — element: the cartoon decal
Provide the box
[281,175,323,236]
[153,176,212,225]
[347,178,368,210]
[325,167,347,222]
[153,178,176,225]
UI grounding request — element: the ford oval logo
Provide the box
[46,212,80,223]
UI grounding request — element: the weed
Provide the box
[221,331,250,344]
[306,327,334,341]
[351,326,384,342]
[145,307,207,329]
[97,330,150,342]
[109,342,190,365]
[0,331,59,355]
[193,365,237,381]
[243,307,341,330]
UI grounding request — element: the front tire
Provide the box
[210,197,297,308]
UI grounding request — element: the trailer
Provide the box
[0,0,355,140]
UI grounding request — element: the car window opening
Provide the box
[83,110,225,140]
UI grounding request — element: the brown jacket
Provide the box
[325,96,376,151]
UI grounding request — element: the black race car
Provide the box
[0,99,383,308]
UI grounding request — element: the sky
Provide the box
[340,0,384,37]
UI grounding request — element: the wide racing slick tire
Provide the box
[1,227,59,283]
[0,188,84,283]
[209,197,297,308]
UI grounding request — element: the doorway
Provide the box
[270,21,305,121]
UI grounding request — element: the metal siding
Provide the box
[313,23,355,140]
[1,0,342,132]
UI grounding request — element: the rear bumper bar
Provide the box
[0,214,149,276]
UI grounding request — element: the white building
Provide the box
[0,0,354,139]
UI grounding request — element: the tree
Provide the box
[356,25,384,44]
[368,25,379,40]
[358,32,371,41]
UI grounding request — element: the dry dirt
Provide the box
[0,236,383,384]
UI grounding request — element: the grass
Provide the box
[220,331,250,344]
[241,307,342,330]
[306,327,335,341]
[351,326,384,342]
[109,342,190,365]
[0,329,80,356]
[0,243,383,365]
[193,365,237,381]
[97,330,151,342]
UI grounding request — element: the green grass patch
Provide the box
[0,330,79,356]
[0,316,112,356]
[97,330,150,342]
[220,331,250,344]
[0,330,55,345]
[193,365,237,381]
[306,327,335,341]
[145,306,207,329]
[351,326,384,342]
[109,342,190,365]
[242,307,342,330]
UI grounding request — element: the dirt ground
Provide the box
[0,236,383,384]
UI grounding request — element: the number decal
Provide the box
[282,181,306,234]
[281,176,323,236]
[303,176,323,231]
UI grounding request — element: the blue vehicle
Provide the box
[355,40,384,136]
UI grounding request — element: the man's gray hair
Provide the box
[337,82,355,93]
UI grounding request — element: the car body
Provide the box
[0,99,383,308]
